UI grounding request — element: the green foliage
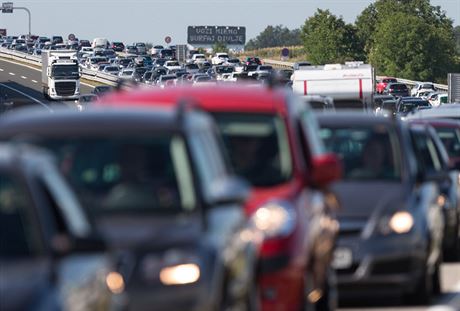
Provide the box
[455,26,460,53]
[212,42,229,53]
[301,9,363,64]
[362,0,457,82]
[245,25,301,50]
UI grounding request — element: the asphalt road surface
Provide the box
[1,58,459,311]
[338,263,460,311]
[0,58,94,112]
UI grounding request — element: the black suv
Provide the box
[383,82,410,98]
[0,144,113,311]
[0,106,259,311]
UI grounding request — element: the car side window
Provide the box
[189,131,226,197]
[34,165,91,238]
[0,172,42,258]
[411,131,442,174]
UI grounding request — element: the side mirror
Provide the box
[311,153,342,188]
[207,176,250,206]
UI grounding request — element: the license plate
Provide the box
[332,247,353,269]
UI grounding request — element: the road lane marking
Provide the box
[0,82,52,112]
[31,80,37,83]
[20,76,27,79]
[0,58,95,89]
[8,72,15,76]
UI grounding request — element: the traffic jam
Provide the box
[0,33,459,311]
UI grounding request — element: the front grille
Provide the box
[371,258,413,275]
[336,263,359,275]
[338,218,367,237]
[55,82,76,96]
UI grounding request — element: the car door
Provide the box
[410,128,445,262]
[0,169,55,311]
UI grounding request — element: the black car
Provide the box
[160,48,174,59]
[111,41,125,52]
[383,82,410,98]
[51,35,63,44]
[396,97,431,116]
[318,112,445,304]
[0,106,259,311]
[0,144,113,311]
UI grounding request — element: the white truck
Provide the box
[291,62,375,110]
[42,50,80,100]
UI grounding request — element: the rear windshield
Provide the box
[213,113,292,187]
[319,125,402,181]
[383,78,397,83]
[422,84,435,89]
[40,136,196,215]
[391,84,408,90]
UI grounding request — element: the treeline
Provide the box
[246,0,460,83]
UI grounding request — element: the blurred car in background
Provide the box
[0,106,261,311]
[318,112,444,304]
[411,82,436,97]
[92,85,114,97]
[396,97,431,117]
[0,144,113,311]
[383,82,410,98]
[408,119,460,261]
[376,77,398,94]
[97,85,342,311]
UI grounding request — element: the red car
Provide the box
[376,77,398,94]
[98,85,342,311]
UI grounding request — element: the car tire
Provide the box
[404,256,440,305]
[444,220,460,262]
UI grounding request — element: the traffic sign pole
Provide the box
[1,3,32,36]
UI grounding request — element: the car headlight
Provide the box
[251,201,296,238]
[160,263,200,285]
[141,249,201,286]
[379,211,414,235]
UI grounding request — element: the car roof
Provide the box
[98,85,288,114]
[0,107,207,137]
[316,111,395,126]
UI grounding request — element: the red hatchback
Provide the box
[98,85,342,311]
[376,77,398,94]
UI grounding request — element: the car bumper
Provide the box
[119,282,215,311]
[335,233,426,299]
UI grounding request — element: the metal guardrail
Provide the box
[263,58,449,91]
[0,48,117,86]
[0,49,449,92]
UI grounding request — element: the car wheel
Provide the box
[405,256,439,305]
[444,220,460,262]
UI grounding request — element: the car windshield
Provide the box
[52,64,79,78]
[399,100,430,113]
[41,135,196,215]
[422,84,435,89]
[213,113,292,187]
[320,125,402,180]
[434,127,460,159]
[216,67,234,74]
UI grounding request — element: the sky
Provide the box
[0,0,458,44]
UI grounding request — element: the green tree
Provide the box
[212,42,229,53]
[245,25,301,50]
[362,0,457,82]
[301,9,363,64]
[454,25,460,53]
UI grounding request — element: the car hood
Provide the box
[97,213,202,248]
[331,181,408,219]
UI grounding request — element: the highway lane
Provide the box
[0,58,94,111]
[338,263,460,311]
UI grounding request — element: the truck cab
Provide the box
[41,50,80,100]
